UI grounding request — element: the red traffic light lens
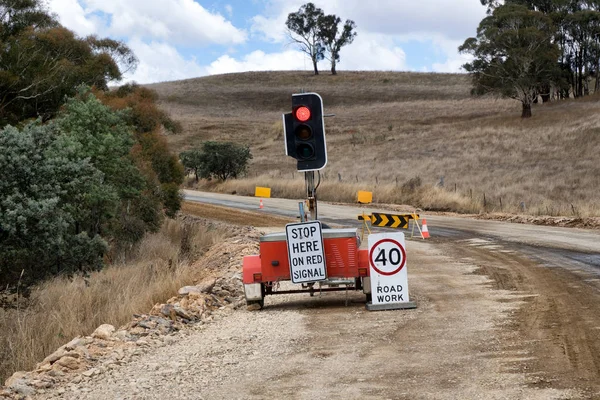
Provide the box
[294,106,311,122]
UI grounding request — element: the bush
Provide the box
[0,122,110,284]
[196,141,252,181]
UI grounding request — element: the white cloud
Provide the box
[336,33,406,70]
[51,0,246,45]
[125,39,207,83]
[225,4,233,17]
[207,50,307,75]
[48,0,97,36]
[429,37,474,73]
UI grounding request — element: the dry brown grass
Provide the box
[153,71,600,217]
[0,219,228,383]
[181,201,294,227]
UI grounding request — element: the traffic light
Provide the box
[283,92,327,171]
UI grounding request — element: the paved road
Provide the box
[184,189,600,269]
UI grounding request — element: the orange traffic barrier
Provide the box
[259,199,264,209]
[421,218,430,239]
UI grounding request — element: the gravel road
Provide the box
[35,238,590,400]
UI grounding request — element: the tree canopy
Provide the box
[318,15,357,75]
[286,3,326,75]
[182,142,252,182]
[470,0,600,110]
[0,0,137,126]
[461,4,560,117]
[286,2,357,75]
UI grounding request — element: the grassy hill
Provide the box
[150,71,600,217]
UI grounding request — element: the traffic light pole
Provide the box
[305,171,318,220]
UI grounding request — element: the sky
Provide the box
[47,0,488,84]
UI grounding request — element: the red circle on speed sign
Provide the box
[369,238,406,276]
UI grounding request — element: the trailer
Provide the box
[242,228,371,308]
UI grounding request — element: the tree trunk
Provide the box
[331,58,337,75]
[521,102,532,118]
[540,84,551,103]
[541,93,550,103]
[312,58,319,75]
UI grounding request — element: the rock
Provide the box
[129,327,150,336]
[47,369,64,377]
[5,371,26,388]
[82,368,98,377]
[32,380,53,389]
[178,286,202,296]
[113,330,131,341]
[11,382,34,396]
[137,320,157,330]
[197,279,216,294]
[173,305,193,320]
[35,363,53,373]
[42,347,67,364]
[64,336,89,350]
[56,356,82,370]
[92,324,115,340]
[247,303,262,311]
[160,304,177,320]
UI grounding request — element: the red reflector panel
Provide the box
[253,273,262,282]
[358,268,368,277]
[295,106,311,122]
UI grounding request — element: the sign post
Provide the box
[366,232,416,311]
[285,221,327,284]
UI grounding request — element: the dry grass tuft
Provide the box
[0,219,228,383]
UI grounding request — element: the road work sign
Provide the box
[286,221,327,284]
[367,232,415,310]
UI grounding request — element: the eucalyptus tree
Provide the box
[460,4,561,117]
[318,14,357,75]
[286,2,326,75]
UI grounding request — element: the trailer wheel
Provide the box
[355,277,363,291]
[245,283,265,309]
[247,298,264,309]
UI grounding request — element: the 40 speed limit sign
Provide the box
[367,232,415,310]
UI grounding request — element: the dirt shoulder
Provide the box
[26,238,589,399]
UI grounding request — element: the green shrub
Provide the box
[197,141,252,181]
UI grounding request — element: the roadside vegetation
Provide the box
[0,1,184,288]
[0,219,229,382]
[0,0,191,383]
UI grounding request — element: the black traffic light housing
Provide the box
[283,92,327,171]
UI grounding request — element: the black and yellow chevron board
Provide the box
[358,213,418,229]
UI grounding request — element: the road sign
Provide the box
[372,213,408,228]
[358,213,418,229]
[367,232,414,310]
[285,221,327,284]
